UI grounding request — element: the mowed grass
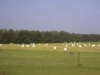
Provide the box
[0,42,100,75]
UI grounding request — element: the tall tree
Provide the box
[8,29,15,43]
[35,31,42,43]
[18,30,31,44]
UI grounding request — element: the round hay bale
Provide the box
[69,52,74,55]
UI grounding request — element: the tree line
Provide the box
[0,29,100,44]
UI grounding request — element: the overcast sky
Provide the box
[0,0,100,34]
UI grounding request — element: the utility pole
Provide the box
[78,52,82,66]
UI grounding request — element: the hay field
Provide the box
[0,42,100,75]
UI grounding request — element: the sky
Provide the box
[0,0,100,34]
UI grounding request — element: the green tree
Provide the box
[44,31,53,43]
[18,30,31,44]
[0,29,3,43]
[50,31,59,43]
[8,29,15,43]
[35,31,43,43]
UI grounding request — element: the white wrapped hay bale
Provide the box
[22,45,24,48]
[54,46,56,50]
[0,44,2,46]
[64,48,67,51]
[79,45,82,48]
[27,45,29,47]
[92,44,95,47]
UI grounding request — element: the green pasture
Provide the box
[0,42,100,75]
[0,42,100,52]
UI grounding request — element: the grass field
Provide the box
[0,42,100,75]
